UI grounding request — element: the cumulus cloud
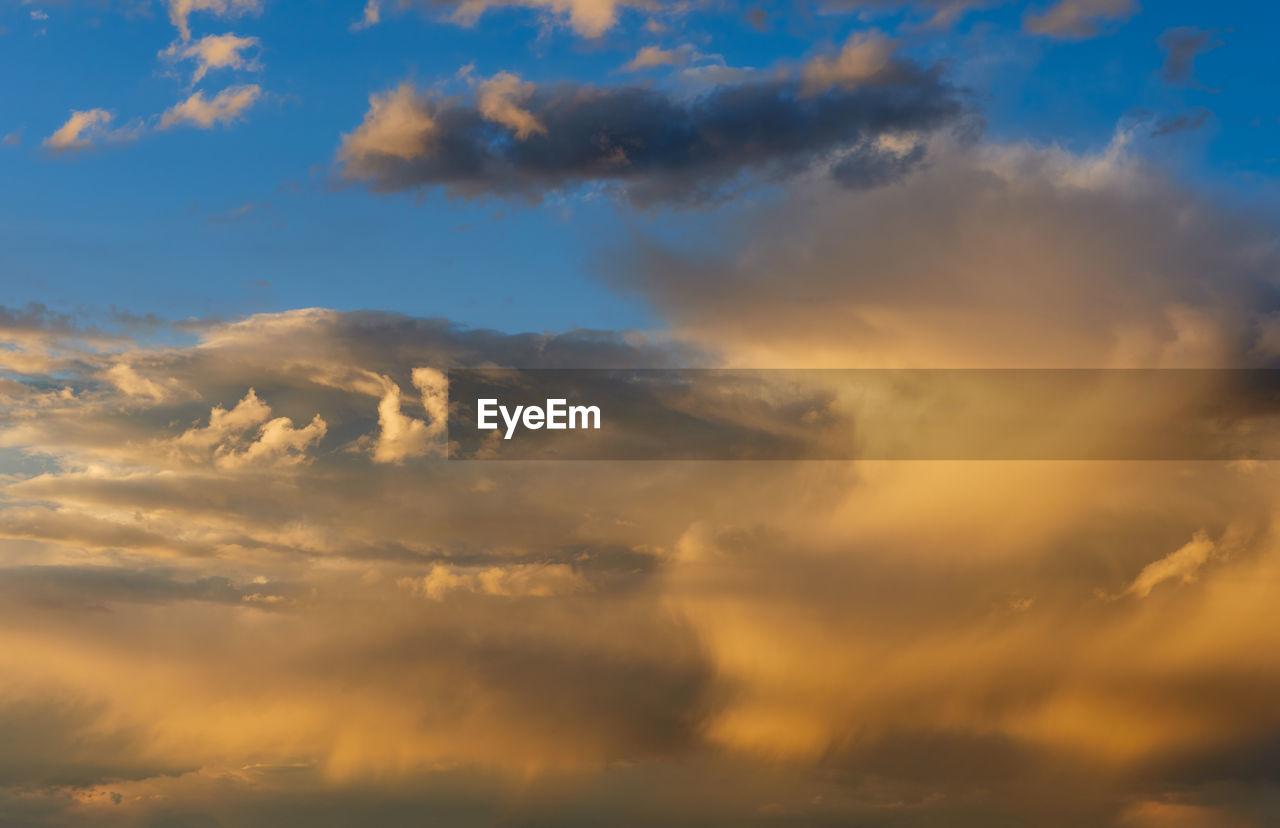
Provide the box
[475,71,546,139]
[169,388,326,470]
[338,61,963,206]
[158,84,262,129]
[160,33,262,84]
[368,368,447,463]
[338,83,438,161]
[1023,0,1137,39]
[801,31,897,94]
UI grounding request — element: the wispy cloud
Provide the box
[160,33,262,85]
[158,85,262,129]
[41,109,143,153]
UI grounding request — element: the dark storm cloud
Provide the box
[337,65,965,206]
[1159,27,1223,87]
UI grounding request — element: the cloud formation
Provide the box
[1159,27,1222,87]
[413,0,646,37]
[3,287,1280,825]
[1023,0,1137,39]
[158,84,262,129]
[160,32,262,84]
[338,61,963,206]
[620,44,700,72]
[826,0,996,27]
[42,109,141,153]
[166,0,263,41]
[618,133,1280,368]
[801,32,897,94]
[9,111,1280,828]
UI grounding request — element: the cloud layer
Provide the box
[338,57,964,206]
[5,133,1280,825]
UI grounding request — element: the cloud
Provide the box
[619,44,698,72]
[614,132,1280,368]
[40,86,261,156]
[41,109,141,153]
[338,82,438,161]
[104,362,188,402]
[170,388,326,470]
[401,562,591,599]
[1151,107,1212,137]
[158,84,262,129]
[160,32,262,84]
[801,31,897,94]
[0,565,271,610]
[1023,0,1137,39]
[350,0,381,30]
[800,0,997,28]
[2,298,1280,824]
[165,0,263,41]
[368,368,447,463]
[475,71,546,139]
[337,62,963,206]
[1159,27,1223,87]
[1122,532,1217,599]
[8,132,1280,825]
[423,0,641,38]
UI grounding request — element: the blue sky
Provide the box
[0,0,1274,332]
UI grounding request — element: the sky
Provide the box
[1,0,1276,332]
[4,1,1280,826]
